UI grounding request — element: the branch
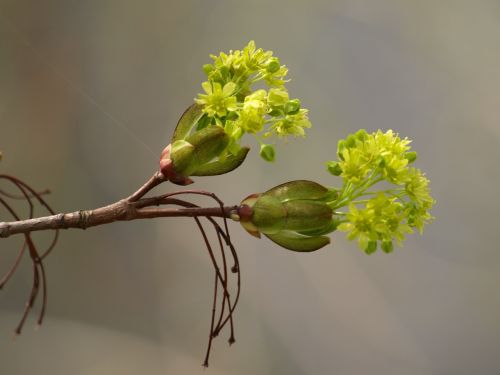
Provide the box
[1,171,243,366]
[0,172,239,238]
[0,202,237,238]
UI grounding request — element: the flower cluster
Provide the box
[195,41,311,161]
[325,129,435,254]
[327,129,414,184]
[338,195,412,254]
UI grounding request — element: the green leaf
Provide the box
[251,195,287,234]
[265,231,330,252]
[186,126,229,164]
[282,200,333,232]
[192,147,250,176]
[172,104,205,142]
[170,140,195,175]
[297,218,339,236]
[264,180,329,202]
[171,126,229,176]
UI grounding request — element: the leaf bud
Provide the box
[238,180,334,252]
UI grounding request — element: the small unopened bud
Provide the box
[259,144,275,162]
[266,58,281,73]
[405,151,417,163]
[327,161,342,176]
[355,129,368,141]
[203,64,214,75]
[364,241,377,254]
[337,140,346,160]
[284,99,301,115]
[381,240,394,253]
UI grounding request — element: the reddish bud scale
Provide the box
[159,144,193,185]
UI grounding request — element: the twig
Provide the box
[0,171,245,366]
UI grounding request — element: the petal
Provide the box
[212,81,222,93]
[201,81,212,95]
[222,82,236,96]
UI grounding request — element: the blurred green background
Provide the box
[1,0,500,374]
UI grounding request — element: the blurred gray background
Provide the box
[1,0,500,374]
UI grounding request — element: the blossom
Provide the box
[195,81,237,117]
[193,41,311,161]
[266,109,311,138]
[327,129,435,253]
[338,194,412,254]
[405,168,434,207]
[236,90,268,133]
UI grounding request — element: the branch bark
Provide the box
[0,172,239,238]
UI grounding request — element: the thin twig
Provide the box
[1,170,246,367]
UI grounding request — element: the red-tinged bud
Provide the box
[159,144,194,185]
[238,194,261,238]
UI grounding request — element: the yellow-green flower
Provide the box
[338,194,412,253]
[195,81,237,117]
[193,41,311,162]
[266,109,311,138]
[326,129,435,253]
[236,90,268,133]
[405,168,434,207]
[339,147,371,183]
[267,88,289,107]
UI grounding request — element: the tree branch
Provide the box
[0,172,239,238]
[1,171,243,365]
[0,203,237,238]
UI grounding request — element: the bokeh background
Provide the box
[1,0,500,374]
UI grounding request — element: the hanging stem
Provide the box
[0,171,245,367]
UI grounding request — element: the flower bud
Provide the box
[259,144,275,162]
[284,99,301,115]
[355,129,368,141]
[238,180,334,252]
[162,104,251,179]
[337,140,346,160]
[203,64,215,75]
[326,161,342,176]
[405,151,417,163]
[381,240,394,253]
[266,58,281,73]
[364,240,377,254]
